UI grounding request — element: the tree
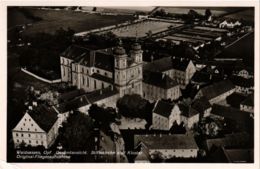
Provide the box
[116,94,149,119]
[59,111,94,150]
[205,9,212,20]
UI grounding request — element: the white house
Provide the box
[134,134,199,160]
[12,105,59,149]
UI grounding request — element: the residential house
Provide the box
[240,94,254,114]
[152,100,181,130]
[178,103,200,129]
[143,71,181,101]
[195,80,236,104]
[191,97,212,118]
[12,105,59,149]
[134,134,199,160]
[230,76,254,94]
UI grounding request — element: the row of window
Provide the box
[16,133,43,138]
[20,127,37,132]
[17,139,44,145]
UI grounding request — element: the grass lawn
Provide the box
[8,8,135,36]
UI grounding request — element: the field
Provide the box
[224,8,254,23]
[111,20,182,38]
[215,32,254,67]
[157,7,242,16]
[8,7,135,36]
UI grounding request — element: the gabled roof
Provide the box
[230,76,254,88]
[55,95,90,113]
[192,97,211,113]
[178,103,199,117]
[27,105,58,132]
[223,148,254,163]
[62,45,114,71]
[211,104,249,120]
[143,56,193,72]
[143,71,178,89]
[241,94,254,107]
[153,100,174,118]
[198,80,235,101]
[134,134,198,150]
[86,87,118,103]
[206,132,250,151]
[59,89,86,103]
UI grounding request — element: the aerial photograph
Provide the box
[7,6,254,163]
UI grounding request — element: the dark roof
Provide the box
[59,89,86,103]
[91,73,114,84]
[199,80,235,100]
[230,76,254,88]
[178,103,199,117]
[27,105,58,132]
[55,95,90,113]
[143,71,178,89]
[153,100,174,118]
[86,87,118,103]
[144,57,192,72]
[61,45,93,61]
[134,144,150,162]
[134,134,198,149]
[62,45,114,71]
[192,97,211,113]
[223,148,254,163]
[241,94,254,107]
[192,71,211,83]
[206,132,250,151]
[211,105,251,130]
[94,52,114,71]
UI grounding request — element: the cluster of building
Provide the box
[12,11,254,163]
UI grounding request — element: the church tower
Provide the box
[114,42,143,97]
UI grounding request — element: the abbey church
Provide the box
[60,42,143,97]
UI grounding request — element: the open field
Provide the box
[8,7,135,36]
[157,7,244,16]
[215,32,254,67]
[224,8,254,23]
[112,20,182,38]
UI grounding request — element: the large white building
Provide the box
[134,134,199,161]
[60,42,143,97]
[144,57,196,88]
[143,71,181,101]
[12,105,59,149]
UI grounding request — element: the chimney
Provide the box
[159,133,162,138]
[162,73,165,79]
[209,74,212,80]
[28,106,33,110]
[180,58,184,61]
[100,90,103,95]
[151,55,154,62]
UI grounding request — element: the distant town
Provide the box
[7,6,254,163]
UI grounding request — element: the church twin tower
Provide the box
[114,43,143,97]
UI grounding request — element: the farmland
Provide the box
[215,32,254,67]
[8,7,135,36]
[111,20,182,38]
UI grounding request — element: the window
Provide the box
[36,141,38,144]
[16,133,18,137]
[29,140,31,144]
[25,118,27,121]
[31,124,33,127]
[35,129,37,132]
[82,76,85,85]
[94,80,96,89]
[28,128,30,131]
[17,139,19,143]
[28,134,31,137]
[87,78,89,87]
[102,83,104,89]
[97,70,100,73]
[29,119,31,122]
[23,123,25,126]
[21,134,23,137]
[41,141,43,145]
[104,72,108,76]
[20,128,23,131]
